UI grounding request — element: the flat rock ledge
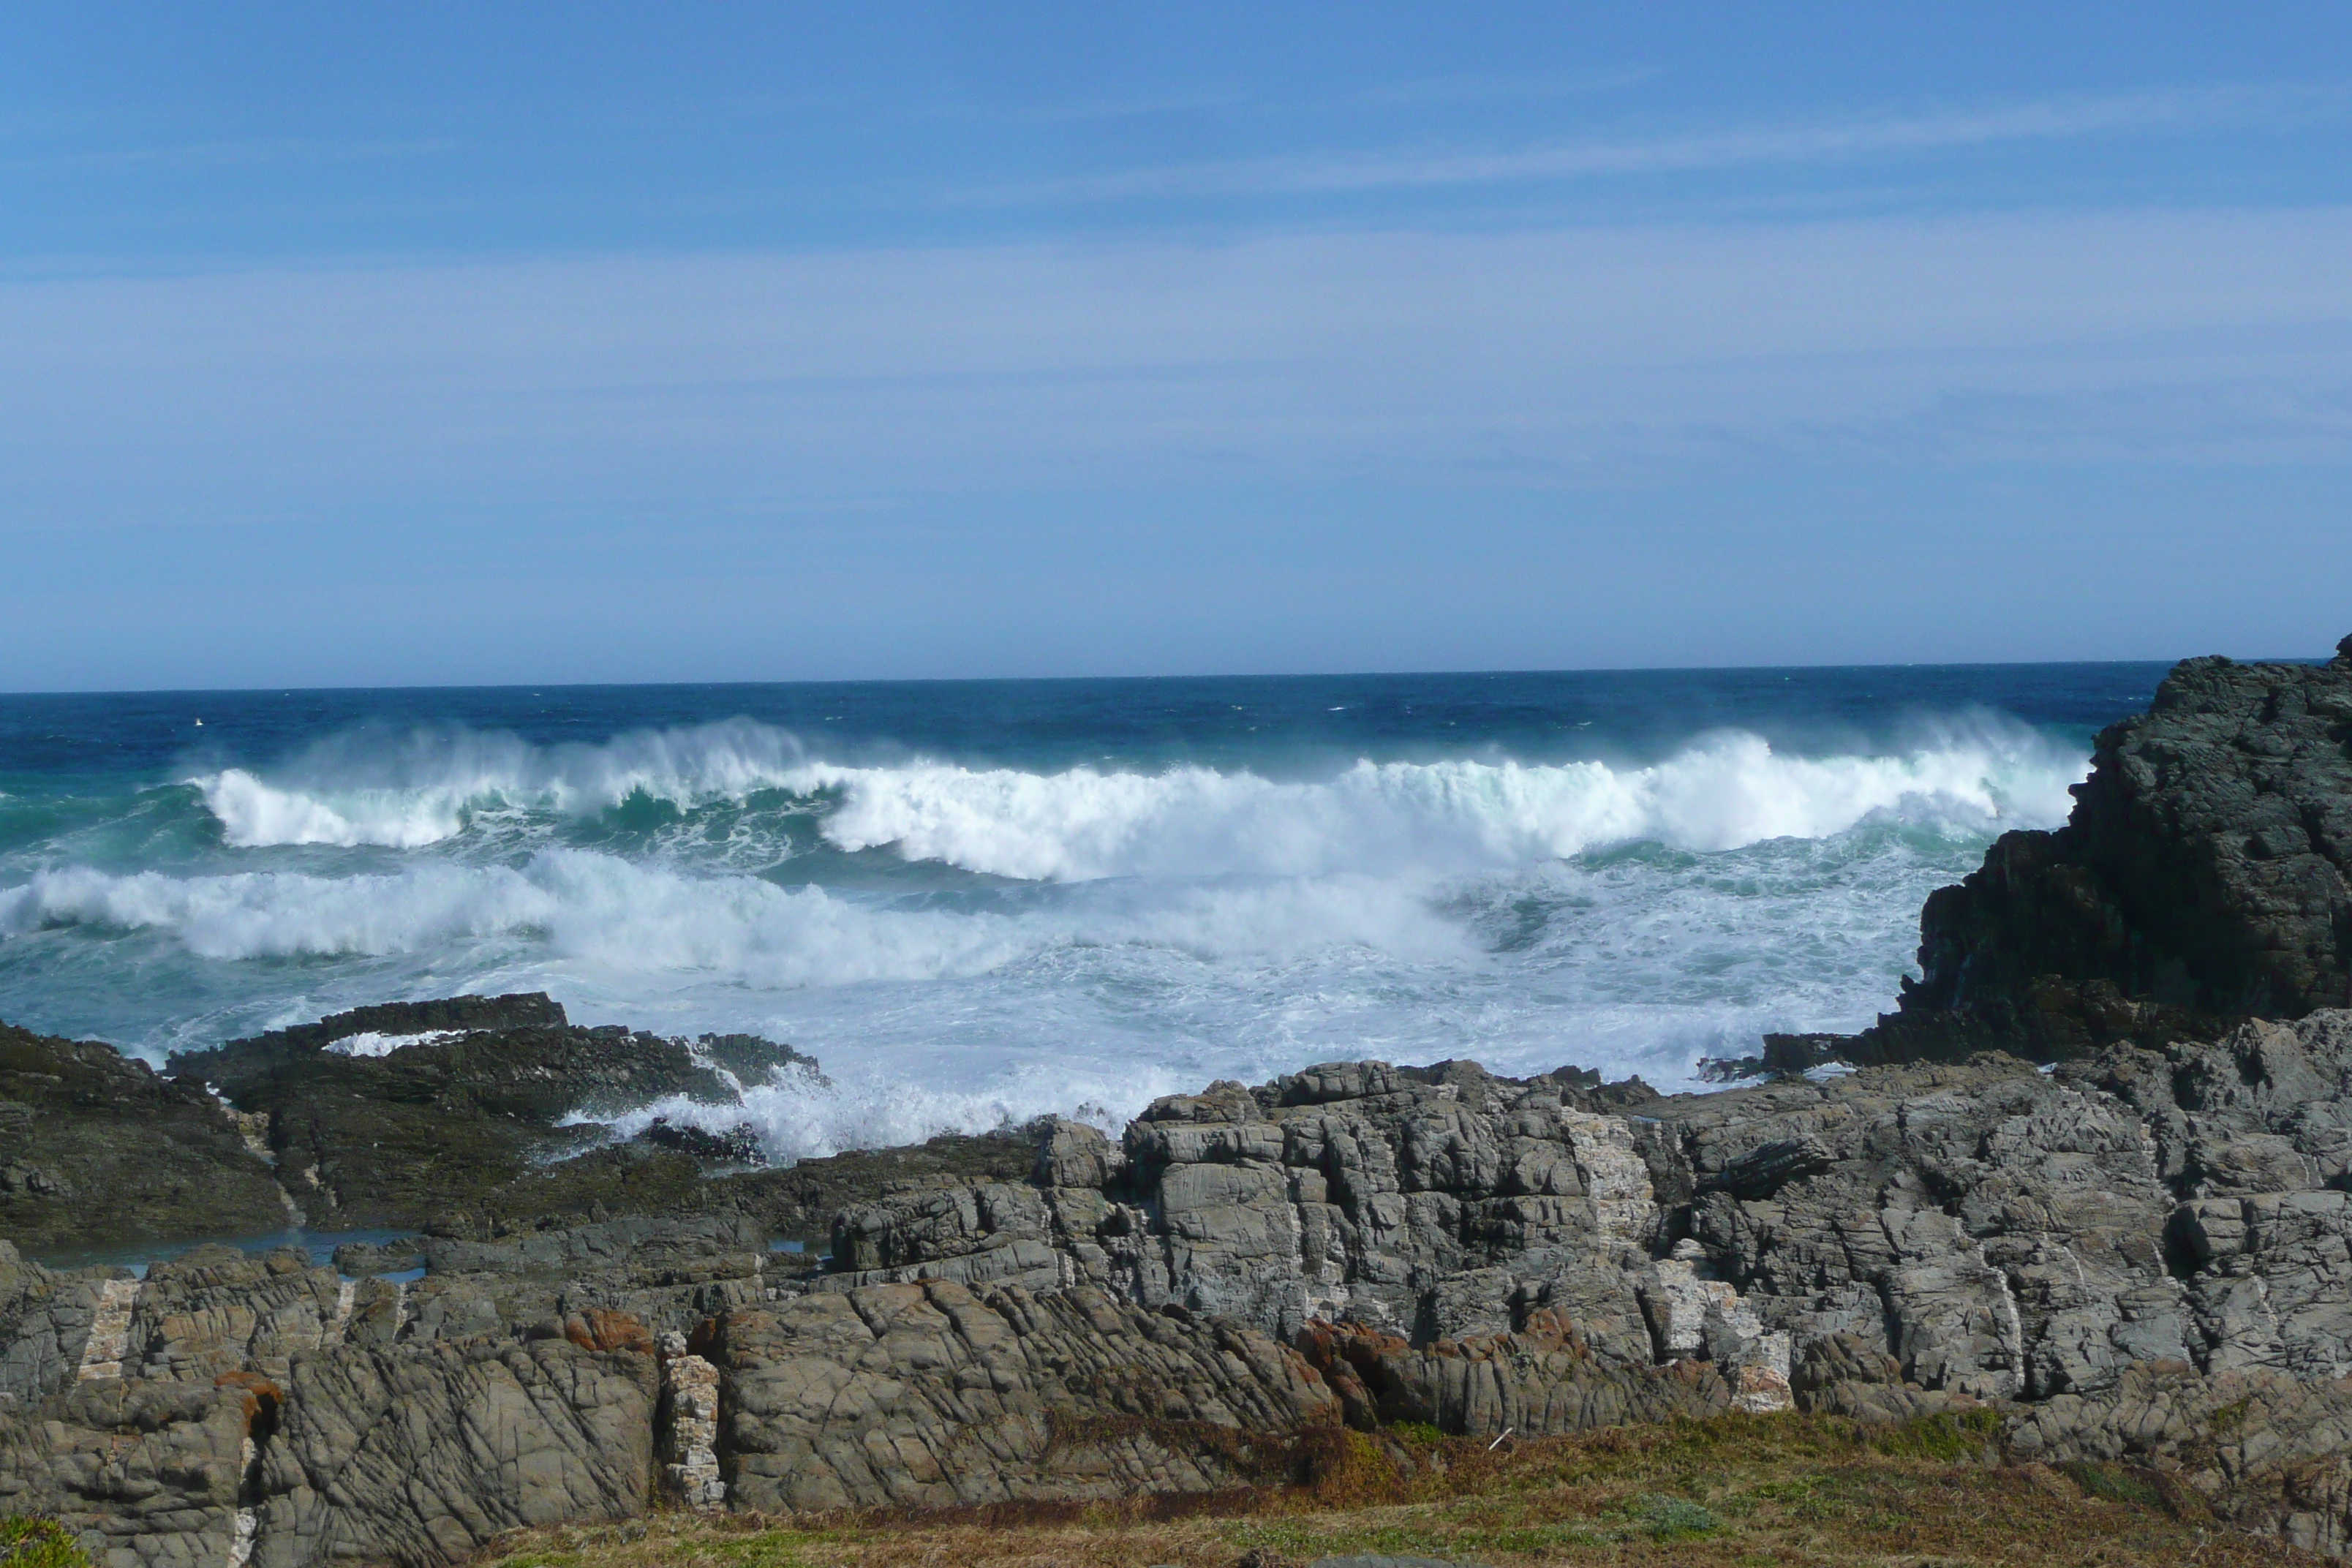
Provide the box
[17,1019,2352,1563]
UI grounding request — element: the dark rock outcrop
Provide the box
[0,1019,288,1251]
[163,995,818,1229]
[1850,638,2352,1063]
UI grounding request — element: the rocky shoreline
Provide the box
[3,636,2349,1567]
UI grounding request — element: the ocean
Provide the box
[0,663,2165,1158]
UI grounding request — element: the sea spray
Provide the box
[0,666,2161,1141]
[181,712,2079,872]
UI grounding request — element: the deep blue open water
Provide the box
[0,663,2166,1156]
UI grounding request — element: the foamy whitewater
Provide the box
[0,666,2166,1159]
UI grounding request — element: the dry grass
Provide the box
[480,1411,2319,1568]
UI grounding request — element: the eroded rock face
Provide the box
[0,1218,762,1568]
[828,1062,1668,1364]
[22,1026,2352,1558]
[1850,639,2352,1063]
[711,1280,1341,1513]
[0,1375,253,1568]
[2008,1361,2352,1558]
[252,1335,656,1568]
[1291,1308,1735,1434]
[808,1019,2352,1553]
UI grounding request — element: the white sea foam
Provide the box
[588,1064,1181,1165]
[805,726,2077,880]
[198,770,469,849]
[325,1030,465,1057]
[184,717,2082,879]
[189,718,818,850]
[0,804,2000,1128]
[9,711,2095,1129]
[0,851,1462,978]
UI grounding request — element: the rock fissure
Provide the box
[74,1277,140,1382]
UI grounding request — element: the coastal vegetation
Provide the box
[478,1410,2313,1568]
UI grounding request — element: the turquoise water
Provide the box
[0,665,2165,1156]
[30,1226,420,1277]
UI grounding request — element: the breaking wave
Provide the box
[0,851,1465,981]
[189,719,815,850]
[807,729,2077,879]
[0,679,2131,1112]
[184,715,2082,878]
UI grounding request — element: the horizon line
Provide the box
[3,648,2329,701]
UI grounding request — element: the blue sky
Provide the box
[4,4,2349,689]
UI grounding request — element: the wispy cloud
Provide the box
[2,204,2349,519]
[1340,65,1657,110]
[1,206,2348,683]
[1,135,459,178]
[970,84,2348,203]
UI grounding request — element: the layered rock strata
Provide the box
[21,1017,2352,1561]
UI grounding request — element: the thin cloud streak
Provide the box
[1337,65,1659,110]
[1,205,2348,527]
[972,84,2349,203]
[1,135,460,178]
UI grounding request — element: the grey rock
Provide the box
[250,1335,655,1568]
[712,1278,1341,1512]
[2006,1360,2352,1556]
[0,1376,251,1568]
[25,1023,2352,1559]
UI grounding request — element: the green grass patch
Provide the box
[1744,1474,1828,1502]
[2061,1460,2166,1511]
[1623,1493,1721,1540]
[1869,1406,2004,1461]
[0,1520,90,1568]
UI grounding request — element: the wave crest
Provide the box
[811,728,2077,880]
[0,851,1463,980]
[188,718,818,849]
[183,715,2084,876]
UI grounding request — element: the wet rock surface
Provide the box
[0,1020,288,1251]
[162,996,819,1229]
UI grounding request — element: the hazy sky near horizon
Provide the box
[4,4,2349,690]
